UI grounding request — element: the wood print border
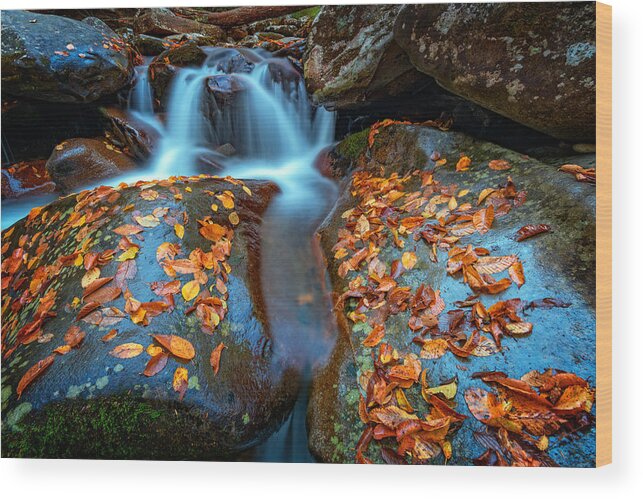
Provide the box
[596,1,612,467]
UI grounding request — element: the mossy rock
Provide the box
[1,175,298,459]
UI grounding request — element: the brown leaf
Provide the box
[515,224,552,242]
[17,354,55,398]
[199,222,227,242]
[64,325,85,348]
[508,261,526,288]
[143,352,169,377]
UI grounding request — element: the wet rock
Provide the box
[100,107,160,161]
[393,3,596,142]
[303,5,430,109]
[1,176,298,459]
[1,160,56,199]
[148,42,208,108]
[134,34,174,56]
[210,48,257,74]
[164,32,221,46]
[132,9,224,40]
[45,138,137,192]
[81,16,118,38]
[309,124,596,465]
[206,74,246,109]
[1,10,133,103]
[216,143,237,157]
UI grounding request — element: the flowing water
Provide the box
[2,47,340,462]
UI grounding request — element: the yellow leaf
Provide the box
[182,280,200,301]
[448,196,457,210]
[74,254,84,266]
[81,267,100,288]
[117,246,139,262]
[146,344,163,356]
[242,185,252,196]
[229,212,240,225]
[174,223,184,239]
[211,203,218,212]
[401,251,417,270]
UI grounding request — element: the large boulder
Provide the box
[1,10,134,103]
[45,138,137,192]
[132,9,224,40]
[394,3,596,142]
[309,124,596,466]
[304,5,430,108]
[1,176,298,459]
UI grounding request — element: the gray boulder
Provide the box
[394,3,596,141]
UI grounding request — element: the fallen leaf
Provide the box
[401,251,418,270]
[489,159,512,171]
[456,156,472,171]
[173,367,189,400]
[182,280,200,301]
[110,342,144,359]
[143,352,169,377]
[152,334,195,360]
[515,224,552,242]
[210,342,226,376]
[17,354,55,398]
[174,223,185,239]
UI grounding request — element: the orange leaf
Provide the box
[110,342,144,359]
[210,342,226,376]
[199,223,227,242]
[17,354,55,398]
[362,325,385,347]
[472,206,494,235]
[173,367,189,400]
[488,159,512,171]
[456,156,471,171]
[152,334,195,360]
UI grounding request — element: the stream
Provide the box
[2,47,340,462]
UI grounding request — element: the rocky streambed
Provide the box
[2,5,597,466]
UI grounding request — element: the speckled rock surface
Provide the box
[1,176,298,459]
[393,3,596,141]
[303,5,430,108]
[308,125,596,465]
[1,11,133,103]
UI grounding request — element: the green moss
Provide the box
[291,6,322,19]
[1,396,234,460]
[336,128,370,160]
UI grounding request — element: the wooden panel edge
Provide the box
[595,1,612,468]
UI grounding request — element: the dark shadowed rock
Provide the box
[394,3,596,141]
[303,5,431,109]
[101,107,160,160]
[1,176,298,459]
[309,125,596,466]
[45,138,137,192]
[148,42,208,108]
[133,34,174,56]
[1,11,133,103]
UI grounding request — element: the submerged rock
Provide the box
[1,176,298,459]
[45,138,137,192]
[1,10,133,103]
[309,124,596,466]
[393,3,596,142]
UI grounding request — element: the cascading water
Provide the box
[137,47,340,462]
[1,47,340,461]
